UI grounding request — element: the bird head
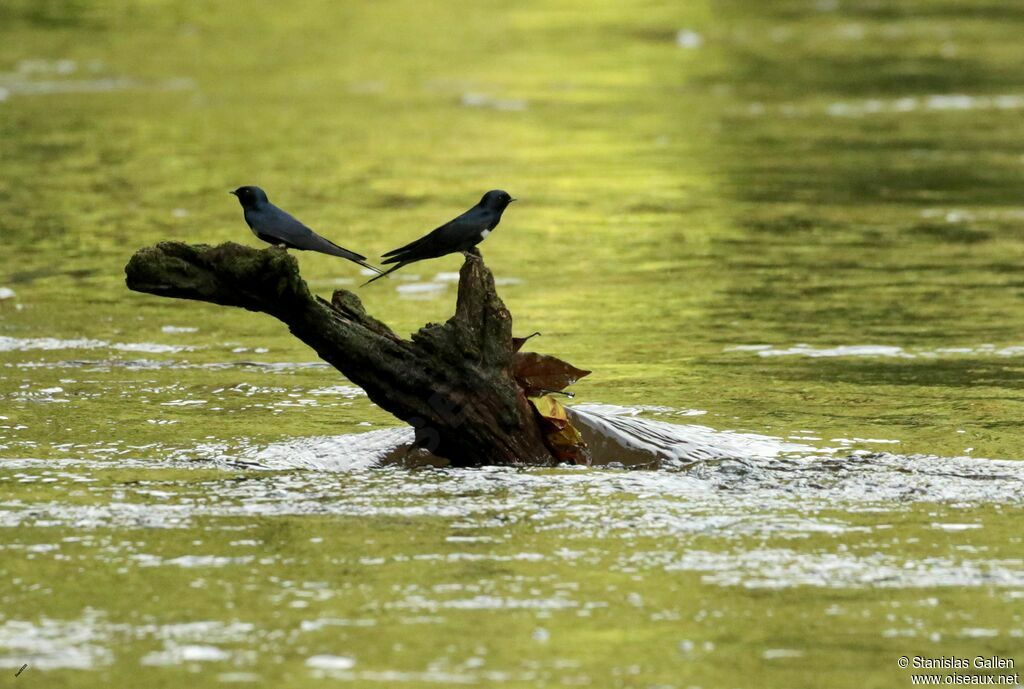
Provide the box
[230,186,269,208]
[479,189,516,211]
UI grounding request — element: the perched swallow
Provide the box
[231,186,382,274]
[363,189,515,286]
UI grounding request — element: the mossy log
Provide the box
[125,241,558,466]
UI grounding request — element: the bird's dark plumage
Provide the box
[230,186,382,274]
[363,189,515,286]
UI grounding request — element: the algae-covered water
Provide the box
[2,1,1024,687]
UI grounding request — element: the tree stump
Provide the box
[125,241,559,467]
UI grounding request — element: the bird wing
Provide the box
[381,209,488,265]
[254,206,382,273]
[297,231,368,262]
[380,228,447,264]
[257,208,325,249]
[382,202,487,258]
[296,229,385,274]
[381,222,449,258]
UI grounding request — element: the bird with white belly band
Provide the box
[362,189,515,286]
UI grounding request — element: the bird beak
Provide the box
[229,190,238,196]
[510,198,518,203]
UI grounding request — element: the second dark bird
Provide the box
[362,189,516,286]
[231,186,382,275]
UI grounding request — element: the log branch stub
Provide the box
[125,241,556,466]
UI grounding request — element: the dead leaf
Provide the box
[514,351,591,396]
[512,331,541,353]
[528,394,591,465]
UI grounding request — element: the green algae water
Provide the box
[2,1,1024,686]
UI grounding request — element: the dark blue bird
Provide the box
[363,189,516,286]
[231,186,382,274]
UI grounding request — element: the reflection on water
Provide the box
[3,0,1024,685]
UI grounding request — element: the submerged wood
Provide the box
[125,241,557,466]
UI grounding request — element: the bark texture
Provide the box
[125,241,556,466]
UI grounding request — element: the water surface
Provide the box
[2,0,1023,686]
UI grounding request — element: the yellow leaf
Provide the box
[528,394,591,465]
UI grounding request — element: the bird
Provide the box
[230,186,382,274]
[362,189,516,286]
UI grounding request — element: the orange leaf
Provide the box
[514,352,591,396]
[528,395,591,465]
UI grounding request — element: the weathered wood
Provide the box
[125,241,556,466]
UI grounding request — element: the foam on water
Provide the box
[659,549,1024,589]
[2,406,1023,613]
[676,29,703,49]
[568,403,819,467]
[141,643,232,665]
[395,282,449,299]
[0,336,193,354]
[727,343,1024,359]
[128,406,1024,512]
[740,93,1024,119]
[0,614,255,670]
[306,655,356,670]
[827,93,1024,117]
[0,613,112,670]
[168,404,819,472]
[210,429,409,471]
[8,358,330,372]
[0,59,195,101]
[460,93,528,111]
